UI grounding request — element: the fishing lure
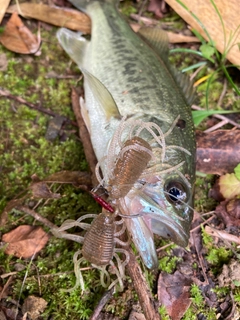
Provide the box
[94,116,192,268]
[51,209,129,292]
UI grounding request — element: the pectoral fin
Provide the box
[82,69,121,120]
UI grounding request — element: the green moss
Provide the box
[159,255,181,273]
[158,305,171,319]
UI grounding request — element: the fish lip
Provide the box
[149,216,190,247]
[127,188,192,247]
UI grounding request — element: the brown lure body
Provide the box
[82,209,115,266]
[109,136,152,199]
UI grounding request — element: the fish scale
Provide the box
[57,0,196,269]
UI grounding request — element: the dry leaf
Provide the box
[147,0,167,18]
[215,199,240,227]
[30,182,61,199]
[2,225,49,258]
[0,53,8,71]
[0,12,41,54]
[44,170,92,187]
[218,173,240,200]
[22,296,47,320]
[0,198,26,226]
[196,130,240,175]
[165,0,240,66]
[7,3,91,33]
[45,115,66,141]
[158,271,192,320]
[0,0,11,24]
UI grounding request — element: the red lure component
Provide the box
[90,191,115,213]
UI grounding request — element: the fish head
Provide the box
[125,169,194,247]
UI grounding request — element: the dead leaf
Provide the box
[22,296,47,320]
[158,271,192,320]
[2,225,49,258]
[218,260,240,287]
[167,31,200,43]
[0,0,11,24]
[44,170,92,187]
[147,0,168,18]
[0,12,41,54]
[0,198,27,226]
[196,130,240,175]
[165,0,240,66]
[45,115,66,141]
[7,3,91,33]
[0,53,8,71]
[129,311,146,320]
[218,173,240,200]
[215,199,240,227]
[30,182,61,199]
[205,226,240,245]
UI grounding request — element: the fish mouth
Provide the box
[149,217,190,247]
[127,188,191,247]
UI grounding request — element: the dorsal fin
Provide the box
[169,66,197,106]
[138,26,196,106]
[82,69,121,120]
[138,27,169,65]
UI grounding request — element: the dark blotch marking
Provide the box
[176,119,186,129]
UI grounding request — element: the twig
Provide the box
[71,88,99,186]
[0,275,14,300]
[0,88,77,127]
[217,78,228,107]
[16,206,56,229]
[89,287,115,320]
[205,226,240,245]
[126,249,161,320]
[130,13,159,26]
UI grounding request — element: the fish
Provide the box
[57,0,196,269]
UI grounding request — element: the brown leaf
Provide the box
[218,173,240,200]
[167,32,200,44]
[147,0,168,18]
[215,200,240,227]
[0,53,8,71]
[0,198,26,226]
[30,182,61,199]
[7,3,91,34]
[44,170,92,187]
[196,130,240,175]
[0,0,11,24]
[165,0,240,66]
[2,225,49,258]
[0,12,41,54]
[158,271,192,320]
[22,296,47,320]
[45,115,66,142]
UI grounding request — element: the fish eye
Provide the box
[164,180,188,205]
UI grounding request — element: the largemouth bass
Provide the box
[57,0,196,269]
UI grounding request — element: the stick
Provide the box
[71,88,99,186]
[0,88,77,127]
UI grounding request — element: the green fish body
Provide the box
[57,0,196,269]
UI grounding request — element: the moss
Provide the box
[159,255,181,273]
